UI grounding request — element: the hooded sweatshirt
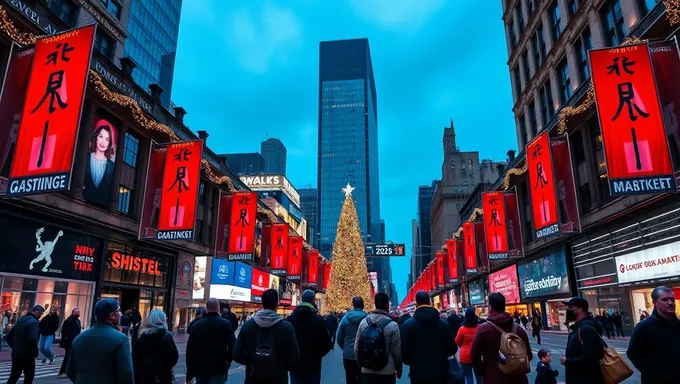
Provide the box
[354,310,402,375]
[336,309,367,360]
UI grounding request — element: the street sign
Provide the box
[365,243,406,257]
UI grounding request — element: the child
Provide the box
[535,349,559,384]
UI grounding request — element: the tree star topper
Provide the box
[342,183,355,197]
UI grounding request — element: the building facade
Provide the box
[299,188,318,247]
[415,182,437,277]
[221,152,265,176]
[261,138,287,175]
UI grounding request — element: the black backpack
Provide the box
[248,325,283,380]
[357,317,392,370]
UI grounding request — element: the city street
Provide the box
[1,331,641,384]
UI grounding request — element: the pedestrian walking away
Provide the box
[559,297,605,384]
[132,309,179,384]
[336,296,368,384]
[325,312,339,348]
[5,305,44,384]
[120,309,132,337]
[0,311,9,351]
[456,307,481,384]
[38,305,59,364]
[531,311,542,345]
[66,298,134,384]
[221,304,239,333]
[58,308,81,377]
[186,307,206,335]
[612,311,624,338]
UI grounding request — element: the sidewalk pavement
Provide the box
[540,329,630,340]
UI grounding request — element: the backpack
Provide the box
[248,325,283,380]
[356,317,392,370]
[578,328,633,384]
[488,321,530,375]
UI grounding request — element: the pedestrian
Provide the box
[287,289,332,384]
[354,292,402,383]
[0,310,9,351]
[446,309,462,342]
[336,296,368,384]
[130,307,142,345]
[234,289,300,384]
[221,303,239,332]
[534,349,558,384]
[397,313,410,326]
[400,291,457,384]
[186,307,206,335]
[558,297,604,384]
[612,311,624,338]
[601,312,614,339]
[58,308,81,378]
[456,307,481,384]
[5,305,43,384]
[639,309,649,322]
[471,293,532,384]
[121,309,132,337]
[514,311,521,325]
[38,305,59,364]
[325,312,339,348]
[520,313,529,331]
[66,298,134,384]
[185,298,235,384]
[132,309,179,384]
[531,310,542,345]
[627,286,680,384]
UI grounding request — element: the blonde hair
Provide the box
[140,309,167,335]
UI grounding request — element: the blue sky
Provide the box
[172,0,517,302]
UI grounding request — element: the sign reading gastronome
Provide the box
[364,243,405,256]
[518,250,570,299]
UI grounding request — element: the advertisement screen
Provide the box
[192,256,207,300]
[615,242,680,284]
[482,191,509,257]
[488,265,520,304]
[527,131,560,239]
[234,261,252,289]
[210,284,250,302]
[287,236,303,280]
[251,268,270,302]
[468,279,485,305]
[210,258,234,286]
[518,250,570,300]
[82,116,117,206]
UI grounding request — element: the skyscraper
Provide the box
[261,139,287,175]
[299,188,318,247]
[124,0,182,107]
[416,181,437,276]
[220,153,265,176]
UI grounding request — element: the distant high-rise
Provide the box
[380,219,385,242]
[416,181,437,276]
[221,153,265,176]
[299,188,318,246]
[261,139,287,175]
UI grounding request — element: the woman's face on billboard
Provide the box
[96,129,111,154]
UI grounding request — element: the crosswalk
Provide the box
[0,359,63,382]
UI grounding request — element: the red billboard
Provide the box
[308,250,319,286]
[268,223,289,275]
[287,236,303,280]
[650,39,680,169]
[214,193,231,258]
[436,251,445,288]
[251,268,270,300]
[527,131,560,239]
[138,144,166,239]
[474,221,489,272]
[156,140,203,240]
[488,265,520,304]
[323,262,331,289]
[551,135,582,233]
[504,188,524,260]
[8,25,96,196]
[463,221,477,273]
[446,239,459,283]
[482,191,509,259]
[590,43,677,195]
[228,192,258,261]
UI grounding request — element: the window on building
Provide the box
[529,102,538,136]
[199,182,206,205]
[550,1,562,42]
[508,23,516,50]
[49,0,77,25]
[580,29,592,80]
[574,40,586,85]
[519,115,528,148]
[643,0,659,14]
[528,0,535,15]
[94,31,115,60]
[567,0,578,16]
[602,0,627,46]
[116,186,132,214]
[532,33,542,69]
[522,50,531,84]
[123,132,139,168]
[588,118,612,206]
[515,3,525,34]
[540,81,555,124]
[100,0,121,19]
[558,59,572,103]
[513,66,522,98]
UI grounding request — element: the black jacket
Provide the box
[39,313,60,336]
[627,310,680,384]
[132,329,179,384]
[400,306,457,383]
[222,311,239,332]
[120,314,131,328]
[285,304,331,374]
[6,313,39,358]
[59,315,81,349]
[325,314,338,332]
[185,313,235,380]
[535,361,558,384]
[564,317,605,384]
[186,317,201,335]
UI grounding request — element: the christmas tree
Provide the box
[323,184,375,314]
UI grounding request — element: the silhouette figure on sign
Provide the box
[29,228,63,272]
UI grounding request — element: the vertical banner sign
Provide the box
[551,135,582,233]
[156,140,203,240]
[446,239,459,283]
[649,39,680,168]
[430,264,436,291]
[436,252,445,288]
[0,45,34,195]
[228,192,258,261]
[474,221,489,272]
[463,221,477,274]
[482,192,509,260]
[504,188,524,259]
[138,144,166,240]
[8,25,96,196]
[287,236,303,280]
[323,262,331,289]
[214,193,232,258]
[260,225,272,269]
[308,250,319,286]
[590,43,677,195]
[269,223,289,275]
[527,131,560,239]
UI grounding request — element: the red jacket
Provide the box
[470,312,533,384]
[455,325,477,364]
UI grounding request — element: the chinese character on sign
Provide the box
[234,195,251,249]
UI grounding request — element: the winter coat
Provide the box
[354,310,402,375]
[325,314,339,333]
[59,315,81,349]
[563,317,605,384]
[400,305,457,383]
[132,329,179,384]
[67,321,134,384]
[455,325,477,364]
[535,361,558,384]
[627,310,680,384]
[233,309,300,384]
[336,309,367,360]
[120,314,131,327]
[470,311,532,384]
[6,313,39,359]
[286,303,332,374]
[185,313,235,380]
[38,313,59,336]
[222,311,239,332]
[446,313,462,341]
[186,317,201,335]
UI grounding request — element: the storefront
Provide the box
[468,278,488,317]
[488,265,527,316]
[173,254,194,333]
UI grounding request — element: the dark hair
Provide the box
[463,307,479,327]
[223,302,231,310]
[262,289,279,310]
[651,286,673,301]
[489,293,506,312]
[415,291,430,306]
[89,123,114,160]
[538,349,550,359]
[352,296,364,309]
[374,293,389,311]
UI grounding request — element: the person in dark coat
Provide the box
[186,307,206,335]
[531,310,542,345]
[58,308,81,377]
[325,312,339,348]
[397,313,411,326]
[286,289,332,384]
[627,286,680,384]
[120,309,132,337]
[471,293,532,384]
[221,303,239,332]
[400,291,457,384]
[132,309,179,384]
[234,289,300,384]
[6,305,44,384]
[38,305,60,364]
[186,298,235,384]
[559,297,604,384]
[446,310,462,341]
[130,308,142,344]
[612,311,624,338]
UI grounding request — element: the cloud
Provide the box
[228,2,303,73]
[349,0,445,32]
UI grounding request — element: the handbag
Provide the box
[578,328,633,384]
[447,356,465,384]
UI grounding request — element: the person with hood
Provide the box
[185,298,235,384]
[6,305,43,384]
[221,303,239,332]
[325,312,339,348]
[558,297,604,384]
[456,307,481,384]
[354,293,402,382]
[471,293,532,384]
[132,309,179,384]
[58,308,81,378]
[336,296,368,384]
[38,305,59,364]
[186,307,206,335]
[400,291,457,384]
[234,289,300,383]
[627,286,680,384]
[286,289,332,384]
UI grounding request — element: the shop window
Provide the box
[49,0,77,26]
[601,0,627,47]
